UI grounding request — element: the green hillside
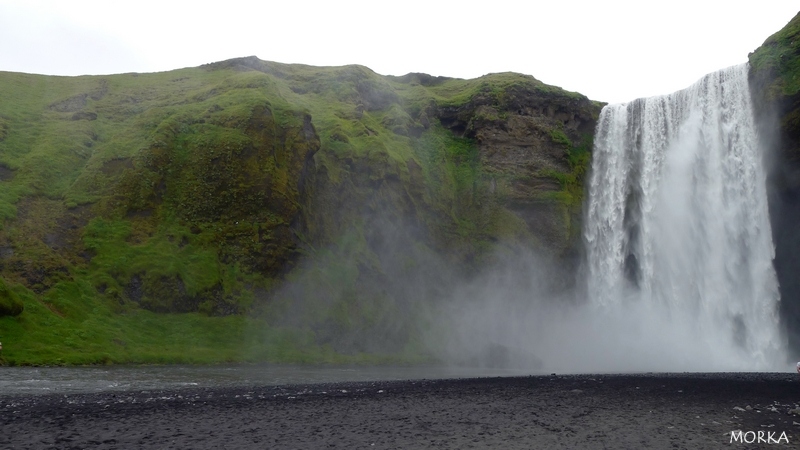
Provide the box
[0,57,600,365]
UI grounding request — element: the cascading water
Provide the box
[584,63,785,370]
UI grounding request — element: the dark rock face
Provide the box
[437,82,600,257]
[749,12,800,357]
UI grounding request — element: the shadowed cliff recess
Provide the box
[749,11,800,358]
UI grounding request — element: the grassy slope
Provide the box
[0,60,591,365]
[749,11,800,99]
[749,11,800,162]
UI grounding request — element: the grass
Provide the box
[749,12,800,99]
[0,278,415,365]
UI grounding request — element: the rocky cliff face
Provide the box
[749,11,800,356]
[0,59,601,363]
[434,79,599,259]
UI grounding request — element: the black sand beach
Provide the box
[3,373,800,449]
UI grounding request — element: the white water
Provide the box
[584,64,785,371]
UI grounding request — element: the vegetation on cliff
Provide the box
[749,12,800,98]
[0,57,599,365]
[749,11,800,160]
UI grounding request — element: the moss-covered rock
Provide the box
[428,72,601,258]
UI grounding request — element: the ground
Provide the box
[2,373,799,449]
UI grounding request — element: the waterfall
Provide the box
[584,64,784,369]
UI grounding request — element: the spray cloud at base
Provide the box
[249,63,787,373]
[428,275,782,373]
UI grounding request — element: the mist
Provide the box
[427,269,784,373]
[252,200,786,372]
[249,63,791,374]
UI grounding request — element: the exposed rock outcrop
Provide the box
[434,76,601,258]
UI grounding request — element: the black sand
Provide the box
[3,373,800,449]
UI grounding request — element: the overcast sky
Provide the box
[0,1,797,104]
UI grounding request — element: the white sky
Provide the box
[0,1,797,104]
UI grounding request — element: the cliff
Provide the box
[0,58,601,364]
[749,11,800,356]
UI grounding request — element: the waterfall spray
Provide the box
[584,64,784,370]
